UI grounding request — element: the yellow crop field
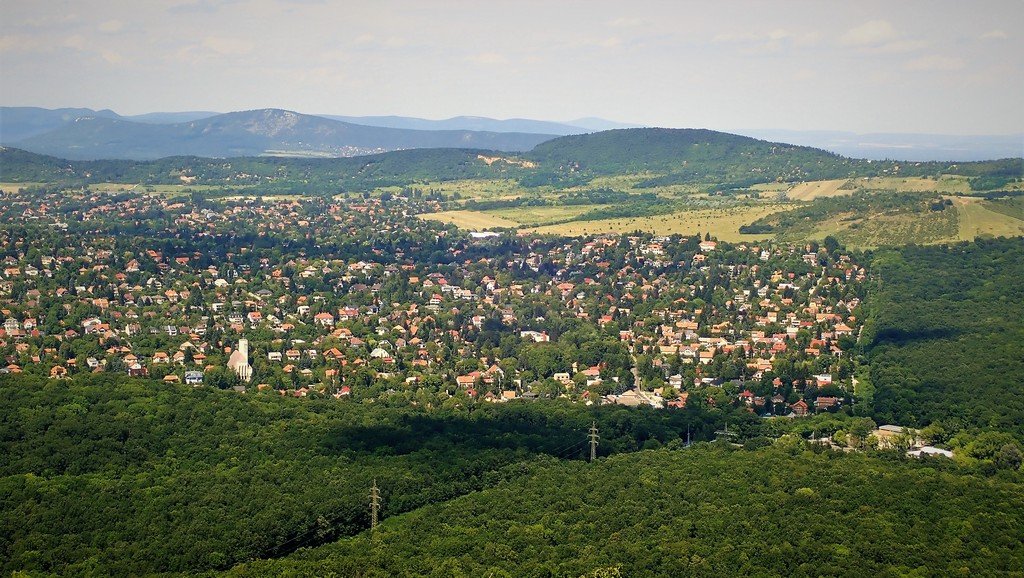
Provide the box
[525,205,788,241]
[418,210,520,229]
[953,197,1024,240]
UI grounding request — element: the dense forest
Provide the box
[864,238,1024,443]
[229,445,1024,577]
[0,373,746,576]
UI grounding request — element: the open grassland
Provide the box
[489,205,604,226]
[785,179,851,200]
[798,209,959,249]
[857,175,973,193]
[379,179,531,201]
[982,196,1024,221]
[419,210,520,229]
[526,205,786,241]
[953,196,1024,240]
[776,176,975,201]
[0,182,47,192]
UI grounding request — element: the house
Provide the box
[814,396,840,411]
[790,399,809,416]
[185,371,204,385]
[874,424,919,448]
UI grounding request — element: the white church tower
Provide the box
[227,338,253,383]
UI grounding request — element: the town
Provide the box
[2,186,868,419]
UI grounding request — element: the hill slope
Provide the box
[0,106,122,142]
[11,109,558,160]
[319,114,591,135]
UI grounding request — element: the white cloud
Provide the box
[904,55,966,72]
[980,30,1008,40]
[841,20,896,46]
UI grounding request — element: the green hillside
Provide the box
[525,127,859,182]
[864,238,1024,441]
[229,446,1024,577]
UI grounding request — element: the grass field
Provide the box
[857,176,973,194]
[489,205,605,226]
[953,196,1024,240]
[0,182,47,192]
[384,179,532,201]
[799,209,959,249]
[419,210,520,229]
[526,205,787,241]
[785,179,851,201]
[981,197,1024,221]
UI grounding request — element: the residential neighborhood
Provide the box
[2,187,867,415]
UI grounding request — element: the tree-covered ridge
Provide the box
[229,445,1024,577]
[3,127,1021,193]
[864,238,1024,443]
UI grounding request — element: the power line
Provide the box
[589,421,600,462]
[369,479,381,533]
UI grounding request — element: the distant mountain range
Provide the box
[1,108,560,160]
[0,106,1020,162]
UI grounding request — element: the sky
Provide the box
[1,0,1022,135]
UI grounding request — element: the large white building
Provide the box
[227,338,252,382]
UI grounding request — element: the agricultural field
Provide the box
[953,196,1024,240]
[526,205,786,241]
[418,209,520,229]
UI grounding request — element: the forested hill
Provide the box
[229,446,1024,577]
[524,127,855,181]
[2,128,1021,193]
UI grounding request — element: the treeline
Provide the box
[0,373,752,576]
[864,238,1024,443]
[228,444,1024,577]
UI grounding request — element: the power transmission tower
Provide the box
[589,421,600,462]
[369,479,381,532]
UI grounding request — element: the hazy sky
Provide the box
[2,0,1022,134]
